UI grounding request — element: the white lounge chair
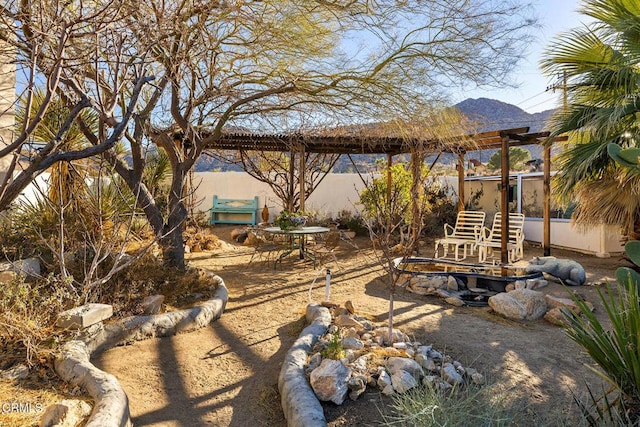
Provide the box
[434,211,486,261]
[477,212,526,263]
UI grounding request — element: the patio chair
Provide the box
[247,229,288,268]
[308,231,341,268]
[434,211,486,261]
[476,212,526,263]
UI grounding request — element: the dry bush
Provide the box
[0,275,76,367]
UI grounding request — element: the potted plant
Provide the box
[275,210,307,230]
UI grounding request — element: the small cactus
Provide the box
[616,241,640,288]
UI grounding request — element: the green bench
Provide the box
[209,195,259,225]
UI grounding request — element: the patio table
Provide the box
[263,226,330,263]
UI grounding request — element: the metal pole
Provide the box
[324,268,331,301]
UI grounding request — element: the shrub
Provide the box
[487,147,531,171]
[379,381,524,426]
[321,333,346,360]
[421,179,458,236]
[0,274,76,366]
[334,210,366,235]
[359,162,413,227]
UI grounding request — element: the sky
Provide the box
[455,0,591,113]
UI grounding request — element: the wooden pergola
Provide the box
[202,126,567,265]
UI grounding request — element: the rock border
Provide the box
[54,271,228,427]
[278,304,332,427]
[55,341,131,427]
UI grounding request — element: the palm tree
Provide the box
[540,0,640,238]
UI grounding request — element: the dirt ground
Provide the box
[94,225,620,427]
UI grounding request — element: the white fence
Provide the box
[192,171,371,221]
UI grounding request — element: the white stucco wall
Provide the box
[523,219,624,257]
[192,172,370,221]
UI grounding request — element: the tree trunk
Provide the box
[409,149,424,253]
[160,224,185,269]
[387,289,395,345]
[162,164,188,270]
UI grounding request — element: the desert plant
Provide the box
[0,274,77,366]
[357,158,434,344]
[321,333,346,360]
[359,162,414,228]
[422,179,458,236]
[541,1,640,240]
[563,265,640,424]
[335,210,366,235]
[379,381,527,426]
[464,185,485,212]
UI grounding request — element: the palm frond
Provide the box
[571,173,640,230]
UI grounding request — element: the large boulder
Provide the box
[310,359,351,404]
[488,289,547,320]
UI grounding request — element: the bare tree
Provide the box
[0,1,153,210]
[4,0,536,269]
[233,149,339,212]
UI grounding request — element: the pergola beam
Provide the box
[198,127,557,155]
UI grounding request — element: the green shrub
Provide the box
[487,147,531,171]
[321,333,346,360]
[359,162,414,227]
[334,209,366,235]
[358,162,457,236]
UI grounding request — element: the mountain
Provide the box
[454,97,556,133]
[453,98,558,162]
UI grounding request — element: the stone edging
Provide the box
[55,341,132,427]
[278,304,331,427]
[54,271,229,427]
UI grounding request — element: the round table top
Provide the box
[263,226,330,235]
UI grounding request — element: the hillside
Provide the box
[455,97,555,133]
[453,98,557,162]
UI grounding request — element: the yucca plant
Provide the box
[563,265,640,424]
